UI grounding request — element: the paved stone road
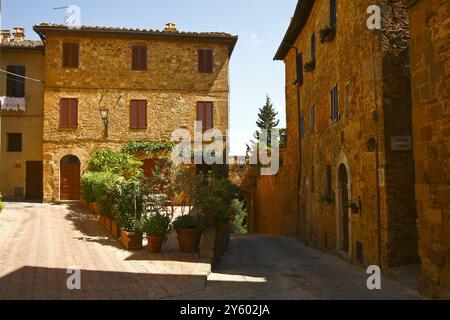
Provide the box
[174,235,423,300]
[0,202,209,300]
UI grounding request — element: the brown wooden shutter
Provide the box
[138,100,147,129]
[132,46,139,70]
[205,50,213,73]
[70,99,78,128]
[130,100,138,129]
[63,43,70,67]
[72,44,79,68]
[196,102,204,128]
[198,50,204,73]
[60,99,69,128]
[140,46,148,70]
[6,65,15,97]
[206,102,213,129]
[63,43,79,68]
[14,66,25,97]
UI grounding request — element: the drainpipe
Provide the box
[292,46,302,239]
[371,29,383,270]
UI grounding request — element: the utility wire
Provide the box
[0,69,44,83]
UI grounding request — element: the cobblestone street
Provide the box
[0,203,209,300]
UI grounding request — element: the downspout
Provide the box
[371,29,383,270]
[292,46,302,239]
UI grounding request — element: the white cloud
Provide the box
[250,33,264,46]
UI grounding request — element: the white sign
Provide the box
[391,136,412,151]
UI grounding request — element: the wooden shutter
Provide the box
[14,66,25,97]
[198,49,213,73]
[130,100,139,129]
[197,102,204,128]
[205,102,213,130]
[7,133,22,152]
[60,99,69,128]
[330,0,337,28]
[138,100,147,129]
[6,65,15,97]
[296,53,303,84]
[311,33,316,63]
[63,43,79,68]
[69,99,78,128]
[132,46,147,70]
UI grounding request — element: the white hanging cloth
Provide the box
[0,97,26,111]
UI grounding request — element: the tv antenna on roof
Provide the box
[53,5,81,29]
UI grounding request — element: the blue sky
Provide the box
[2,0,297,155]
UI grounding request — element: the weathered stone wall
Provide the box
[407,0,450,298]
[42,31,232,202]
[278,0,418,267]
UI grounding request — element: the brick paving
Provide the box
[0,202,209,300]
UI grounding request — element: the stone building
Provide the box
[406,0,450,298]
[33,23,237,203]
[0,28,45,200]
[272,0,419,269]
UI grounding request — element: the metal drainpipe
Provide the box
[371,29,382,270]
[292,46,302,239]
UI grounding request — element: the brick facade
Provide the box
[270,0,419,268]
[407,0,450,298]
[33,24,237,202]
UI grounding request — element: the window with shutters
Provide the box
[311,33,316,64]
[7,133,22,152]
[330,0,337,29]
[197,102,213,131]
[295,52,303,85]
[60,98,78,129]
[6,65,25,97]
[130,100,147,129]
[131,46,148,71]
[198,49,213,73]
[62,42,79,68]
[330,85,339,123]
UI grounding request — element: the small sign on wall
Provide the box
[391,136,412,151]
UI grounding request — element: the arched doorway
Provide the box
[60,155,81,201]
[338,164,350,253]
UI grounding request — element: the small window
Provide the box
[330,85,339,122]
[6,65,25,98]
[198,49,213,73]
[7,133,22,152]
[326,165,333,197]
[60,98,78,128]
[330,0,337,29]
[311,33,316,64]
[62,43,79,68]
[130,100,148,129]
[300,116,305,138]
[197,102,213,130]
[311,106,315,132]
[296,52,303,85]
[132,46,148,71]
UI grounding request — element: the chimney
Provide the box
[1,30,11,44]
[164,22,177,33]
[13,27,25,42]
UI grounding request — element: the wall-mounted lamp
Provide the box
[100,107,109,138]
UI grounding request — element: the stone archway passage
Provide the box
[60,155,81,201]
[338,164,350,253]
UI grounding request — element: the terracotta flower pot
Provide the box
[111,219,119,238]
[176,229,201,253]
[98,215,105,227]
[90,203,100,215]
[147,236,164,254]
[120,229,143,250]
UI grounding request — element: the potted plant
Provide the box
[343,200,360,214]
[119,215,144,250]
[110,212,120,238]
[142,213,172,254]
[320,25,336,43]
[173,214,207,253]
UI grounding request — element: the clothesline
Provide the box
[0,69,44,83]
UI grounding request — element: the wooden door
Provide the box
[26,161,43,200]
[60,156,81,201]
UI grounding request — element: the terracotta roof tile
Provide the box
[0,40,44,49]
